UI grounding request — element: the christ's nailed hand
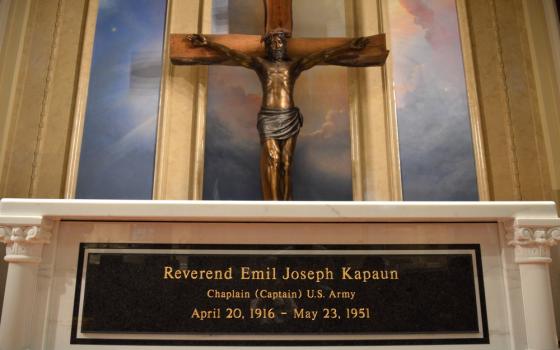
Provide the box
[185,34,207,47]
[350,37,369,50]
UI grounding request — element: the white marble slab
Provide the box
[0,199,557,223]
[0,199,558,350]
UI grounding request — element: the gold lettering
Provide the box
[240,267,276,280]
[340,267,399,282]
[282,267,333,282]
[191,308,201,319]
[164,267,235,280]
[163,266,174,279]
[251,269,265,280]
[191,308,221,320]
[341,267,352,280]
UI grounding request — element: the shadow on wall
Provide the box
[0,246,6,321]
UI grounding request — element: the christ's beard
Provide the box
[271,49,284,61]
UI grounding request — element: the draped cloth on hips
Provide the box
[257,107,303,141]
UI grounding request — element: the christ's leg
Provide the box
[281,136,297,201]
[260,139,281,200]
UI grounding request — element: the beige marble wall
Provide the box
[466,0,554,201]
[0,0,31,197]
[522,0,560,208]
[467,0,560,336]
[0,0,87,199]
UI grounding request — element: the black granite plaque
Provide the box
[71,244,488,346]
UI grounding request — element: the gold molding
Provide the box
[190,65,207,200]
[64,0,98,199]
[350,0,402,201]
[491,0,523,200]
[152,0,173,199]
[191,0,212,200]
[153,0,206,199]
[0,1,11,47]
[345,0,363,201]
[29,0,65,196]
[456,0,491,200]
[380,0,403,201]
[348,68,363,201]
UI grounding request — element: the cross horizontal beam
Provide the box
[170,34,389,67]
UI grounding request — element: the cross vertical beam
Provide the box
[264,0,293,35]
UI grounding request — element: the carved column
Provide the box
[0,223,51,350]
[510,220,560,350]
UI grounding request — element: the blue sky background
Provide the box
[203,0,353,200]
[76,0,166,199]
[389,0,479,200]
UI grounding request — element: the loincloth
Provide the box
[257,107,303,141]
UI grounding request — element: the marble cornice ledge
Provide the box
[509,218,560,264]
[0,220,53,263]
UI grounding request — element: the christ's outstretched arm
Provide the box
[293,37,370,73]
[185,34,258,69]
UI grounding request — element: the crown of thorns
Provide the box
[261,30,290,44]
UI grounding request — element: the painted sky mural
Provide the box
[76,0,166,199]
[389,0,479,200]
[203,0,353,200]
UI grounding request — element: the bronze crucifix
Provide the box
[170,0,389,201]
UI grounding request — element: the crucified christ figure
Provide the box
[186,32,369,200]
[172,0,388,200]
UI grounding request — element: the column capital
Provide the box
[509,219,560,264]
[0,221,52,263]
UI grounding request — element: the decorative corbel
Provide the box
[0,220,52,263]
[509,219,560,264]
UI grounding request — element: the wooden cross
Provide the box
[170,0,388,200]
[170,0,389,68]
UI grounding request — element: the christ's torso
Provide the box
[257,59,298,110]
